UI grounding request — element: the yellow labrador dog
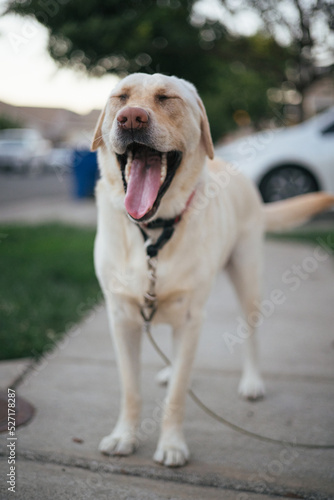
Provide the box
[91,73,334,467]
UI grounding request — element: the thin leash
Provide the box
[137,211,334,451]
[145,325,334,450]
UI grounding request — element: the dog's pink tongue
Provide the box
[125,156,161,220]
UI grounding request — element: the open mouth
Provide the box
[116,143,182,222]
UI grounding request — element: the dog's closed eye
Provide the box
[118,94,128,102]
[110,94,129,103]
[156,95,169,102]
[156,94,181,103]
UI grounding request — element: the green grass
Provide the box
[0,224,102,360]
[267,228,334,254]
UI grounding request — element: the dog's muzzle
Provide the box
[115,116,182,222]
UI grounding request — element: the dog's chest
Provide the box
[97,225,213,302]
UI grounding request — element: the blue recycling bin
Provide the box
[72,149,99,198]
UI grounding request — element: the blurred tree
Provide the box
[5,0,292,140]
[219,0,334,119]
[202,33,292,137]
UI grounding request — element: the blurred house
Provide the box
[304,76,334,118]
[0,101,100,146]
[219,74,334,145]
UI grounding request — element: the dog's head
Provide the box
[91,73,214,222]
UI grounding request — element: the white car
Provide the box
[0,128,50,173]
[215,107,334,202]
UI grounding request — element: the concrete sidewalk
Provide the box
[1,234,334,498]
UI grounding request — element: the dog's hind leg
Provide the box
[99,302,142,456]
[227,230,266,400]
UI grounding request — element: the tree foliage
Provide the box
[5,0,293,140]
[219,0,334,117]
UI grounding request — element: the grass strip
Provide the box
[0,224,101,360]
[267,228,334,254]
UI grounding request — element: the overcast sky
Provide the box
[0,9,118,114]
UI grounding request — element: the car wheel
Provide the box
[259,165,319,203]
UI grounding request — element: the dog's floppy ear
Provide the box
[91,107,106,151]
[196,96,214,160]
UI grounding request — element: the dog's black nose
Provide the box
[117,107,149,130]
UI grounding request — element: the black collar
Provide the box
[132,190,195,258]
[138,215,182,258]
[142,214,182,230]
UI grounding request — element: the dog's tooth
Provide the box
[125,151,133,183]
[160,153,167,185]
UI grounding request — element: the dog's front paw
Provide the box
[154,434,189,467]
[238,372,265,401]
[99,428,137,456]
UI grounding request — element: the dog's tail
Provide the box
[263,192,334,232]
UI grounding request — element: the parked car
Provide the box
[46,146,73,176]
[215,107,334,202]
[0,128,50,173]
